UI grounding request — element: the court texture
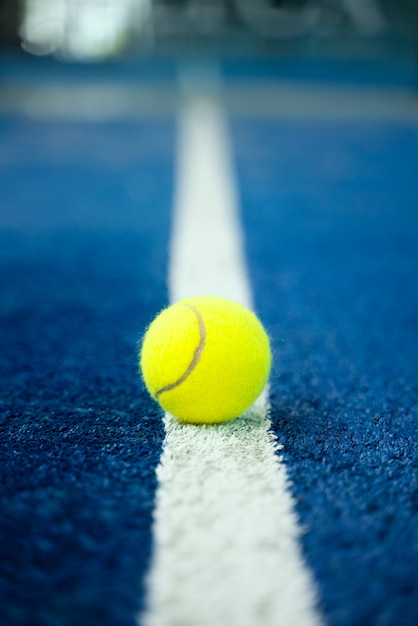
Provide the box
[0,50,417,626]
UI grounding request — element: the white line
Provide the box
[2,83,417,122]
[141,64,323,626]
[226,82,418,122]
[0,85,177,119]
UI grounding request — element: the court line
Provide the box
[1,82,417,122]
[140,64,323,626]
[225,82,418,121]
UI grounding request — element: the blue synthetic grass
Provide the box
[233,118,418,626]
[0,117,173,625]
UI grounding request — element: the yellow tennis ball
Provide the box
[139,295,271,424]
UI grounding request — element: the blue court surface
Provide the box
[1,53,418,626]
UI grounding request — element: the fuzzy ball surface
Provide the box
[139,296,272,424]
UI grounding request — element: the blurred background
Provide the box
[0,0,416,62]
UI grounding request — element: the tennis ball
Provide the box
[139,296,271,424]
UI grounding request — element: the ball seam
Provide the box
[155,304,206,398]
